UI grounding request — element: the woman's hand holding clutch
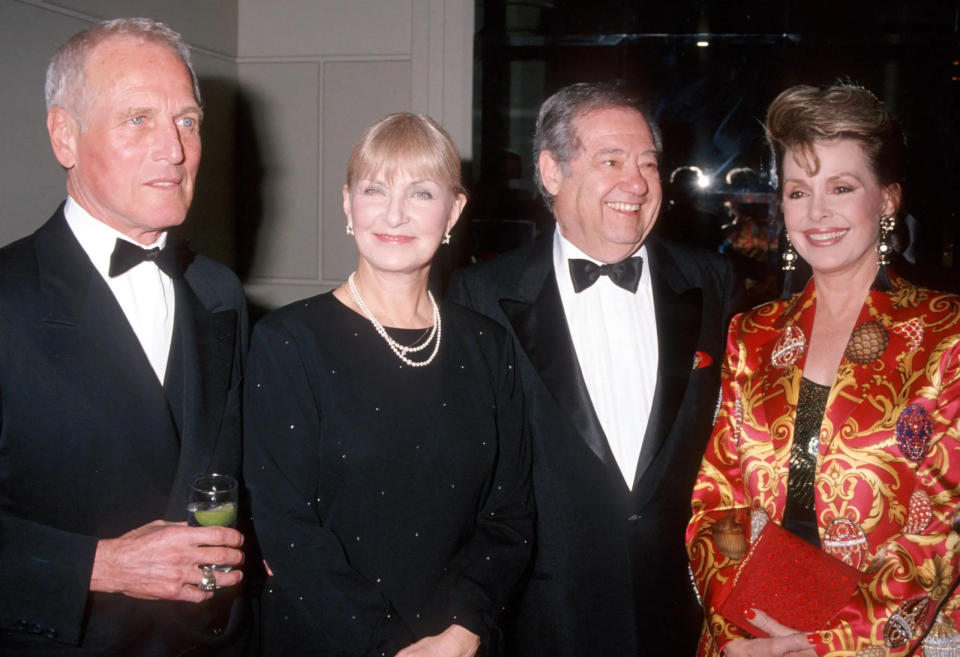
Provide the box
[723,609,818,657]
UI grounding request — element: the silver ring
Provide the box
[199,566,217,592]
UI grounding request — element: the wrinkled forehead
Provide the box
[84,36,193,95]
[572,106,656,154]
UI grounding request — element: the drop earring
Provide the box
[873,214,895,291]
[780,232,798,299]
[442,232,451,245]
[346,224,354,236]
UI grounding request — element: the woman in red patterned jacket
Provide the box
[687,83,960,657]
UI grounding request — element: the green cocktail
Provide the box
[188,501,238,528]
[188,473,240,574]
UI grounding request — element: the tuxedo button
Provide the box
[31,623,44,634]
[627,514,642,523]
[44,628,57,640]
[16,619,29,631]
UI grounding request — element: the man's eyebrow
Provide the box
[594,147,627,157]
[121,106,154,116]
[178,105,204,118]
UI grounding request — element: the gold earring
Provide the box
[877,215,895,267]
[780,232,798,299]
[781,233,797,272]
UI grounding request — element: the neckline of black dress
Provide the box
[328,290,436,344]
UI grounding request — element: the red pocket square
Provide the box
[693,351,713,369]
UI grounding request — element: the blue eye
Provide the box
[180,117,195,128]
[130,116,143,125]
[414,190,434,199]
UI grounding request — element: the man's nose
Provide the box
[622,164,649,195]
[152,120,186,164]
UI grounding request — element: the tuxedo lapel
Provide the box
[163,275,239,519]
[33,212,180,518]
[633,242,701,489]
[499,233,615,469]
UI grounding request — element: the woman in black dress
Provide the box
[244,113,533,657]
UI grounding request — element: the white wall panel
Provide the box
[239,62,321,280]
[48,0,238,55]
[320,60,412,281]
[238,0,411,58]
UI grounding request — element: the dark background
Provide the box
[462,0,960,298]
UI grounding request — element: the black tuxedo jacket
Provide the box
[0,207,250,655]
[448,228,740,657]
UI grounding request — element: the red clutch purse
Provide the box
[716,521,863,636]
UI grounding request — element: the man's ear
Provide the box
[539,150,564,196]
[47,107,79,169]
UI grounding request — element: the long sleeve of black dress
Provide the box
[243,293,533,657]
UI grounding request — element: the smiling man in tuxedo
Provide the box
[448,81,740,656]
[0,18,249,655]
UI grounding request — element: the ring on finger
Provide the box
[199,565,217,592]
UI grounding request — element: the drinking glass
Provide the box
[187,473,239,573]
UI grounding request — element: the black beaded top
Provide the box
[783,377,830,546]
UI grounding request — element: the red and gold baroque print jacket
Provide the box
[687,273,960,657]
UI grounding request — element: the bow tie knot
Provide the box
[109,238,192,278]
[569,256,643,293]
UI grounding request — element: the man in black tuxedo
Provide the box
[448,81,739,656]
[0,18,249,655]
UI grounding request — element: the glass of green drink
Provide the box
[187,473,239,573]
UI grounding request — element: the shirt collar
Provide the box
[63,196,167,278]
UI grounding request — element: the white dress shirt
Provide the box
[64,196,176,383]
[553,229,659,489]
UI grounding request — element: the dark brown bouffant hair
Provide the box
[766,83,908,295]
[764,83,906,191]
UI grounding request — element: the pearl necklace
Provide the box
[347,272,442,367]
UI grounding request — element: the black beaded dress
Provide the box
[244,292,533,657]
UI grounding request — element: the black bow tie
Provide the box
[108,238,192,278]
[569,256,643,293]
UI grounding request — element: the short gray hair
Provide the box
[533,81,662,210]
[45,18,200,123]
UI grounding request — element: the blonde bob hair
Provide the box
[346,113,465,196]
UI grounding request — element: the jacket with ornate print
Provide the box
[687,272,960,657]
